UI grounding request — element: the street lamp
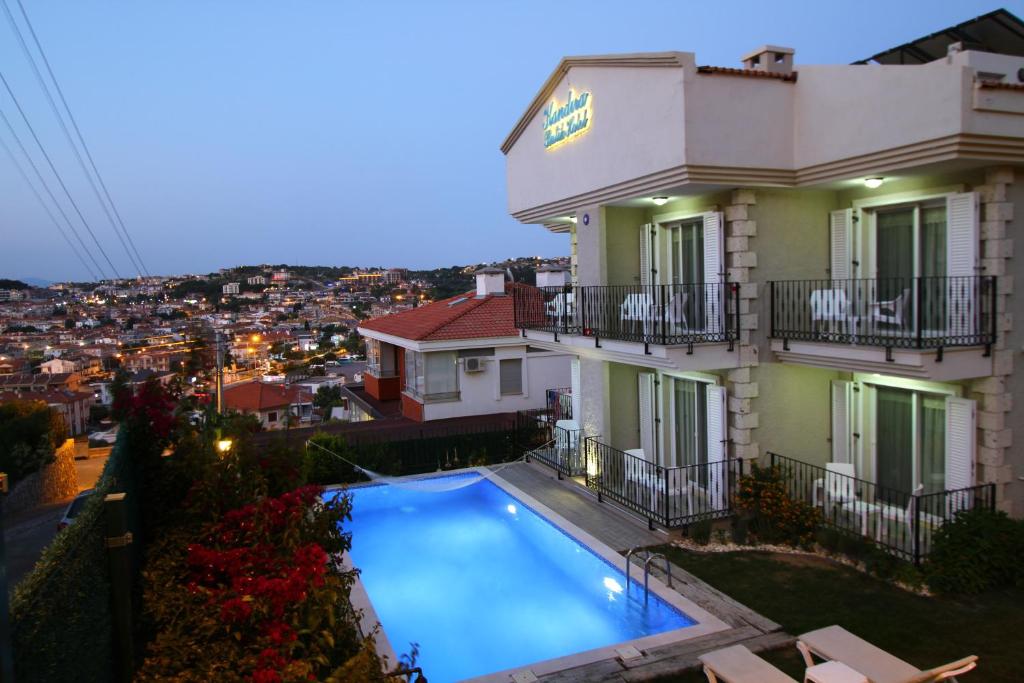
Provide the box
[216,439,233,455]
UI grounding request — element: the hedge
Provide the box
[10,430,138,682]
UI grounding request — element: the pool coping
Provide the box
[330,466,731,682]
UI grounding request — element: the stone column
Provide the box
[972,167,1015,512]
[724,189,760,461]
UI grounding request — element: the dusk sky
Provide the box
[0,0,1017,282]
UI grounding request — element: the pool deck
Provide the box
[492,462,793,683]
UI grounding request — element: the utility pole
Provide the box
[215,330,225,415]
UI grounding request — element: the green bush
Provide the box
[925,507,1024,595]
[688,518,712,545]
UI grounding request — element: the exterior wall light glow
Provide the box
[652,197,669,206]
[217,439,234,454]
[569,216,578,224]
[864,177,884,189]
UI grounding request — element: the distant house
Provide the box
[40,357,79,375]
[222,381,313,430]
[247,275,267,286]
[0,388,95,435]
[222,282,240,295]
[358,268,572,422]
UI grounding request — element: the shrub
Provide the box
[925,507,1024,595]
[688,518,712,545]
[734,464,821,548]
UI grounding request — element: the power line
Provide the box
[1,0,145,278]
[0,69,122,279]
[0,131,98,279]
[0,106,106,278]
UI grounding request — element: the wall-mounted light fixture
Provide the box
[864,177,884,189]
[652,197,669,206]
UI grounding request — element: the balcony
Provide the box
[512,283,739,367]
[584,438,743,529]
[769,276,997,379]
[768,453,996,564]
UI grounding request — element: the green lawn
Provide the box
[651,547,1022,682]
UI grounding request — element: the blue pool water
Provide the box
[342,474,695,682]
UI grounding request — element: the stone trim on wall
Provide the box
[972,166,1015,512]
[724,189,760,461]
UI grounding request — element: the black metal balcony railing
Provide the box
[769,452,996,564]
[769,276,996,352]
[585,437,742,529]
[513,283,739,349]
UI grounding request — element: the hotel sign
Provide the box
[543,89,591,150]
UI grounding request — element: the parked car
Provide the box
[88,426,118,446]
[57,490,95,531]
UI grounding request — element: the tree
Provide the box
[64,318,75,329]
[0,400,67,482]
[109,368,132,421]
[313,385,344,414]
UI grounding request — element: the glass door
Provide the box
[873,203,947,334]
[875,386,946,499]
[673,378,708,486]
[668,220,704,330]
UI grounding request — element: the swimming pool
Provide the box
[341,470,726,682]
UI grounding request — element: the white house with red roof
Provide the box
[358,268,572,422]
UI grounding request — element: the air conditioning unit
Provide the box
[464,357,486,373]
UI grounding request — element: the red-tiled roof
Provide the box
[223,381,311,412]
[696,65,798,82]
[358,284,525,342]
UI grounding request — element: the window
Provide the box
[267,411,278,423]
[425,351,458,397]
[403,351,424,396]
[499,359,522,395]
[366,338,381,375]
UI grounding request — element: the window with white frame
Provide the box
[365,338,381,375]
[404,350,458,399]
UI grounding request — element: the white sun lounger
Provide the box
[698,644,798,683]
[797,626,977,683]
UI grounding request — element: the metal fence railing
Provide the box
[515,409,583,479]
[513,282,739,349]
[768,452,996,564]
[584,437,742,529]
[769,275,997,352]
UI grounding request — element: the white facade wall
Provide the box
[422,346,571,421]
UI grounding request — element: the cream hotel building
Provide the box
[504,10,1024,557]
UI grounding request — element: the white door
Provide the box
[706,385,728,509]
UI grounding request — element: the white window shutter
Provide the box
[944,396,975,492]
[638,372,656,462]
[946,193,978,277]
[639,224,654,286]
[706,384,728,508]
[831,380,853,465]
[946,192,980,338]
[570,357,581,426]
[702,212,725,334]
[830,209,853,280]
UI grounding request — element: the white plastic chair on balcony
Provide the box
[664,291,690,334]
[620,293,655,336]
[809,288,856,338]
[812,463,857,508]
[873,485,945,549]
[545,293,575,325]
[869,288,910,330]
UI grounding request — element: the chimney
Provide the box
[535,264,570,289]
[741,45,794,75]
[475,267,506,297]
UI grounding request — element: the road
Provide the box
[4,449,111,589]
